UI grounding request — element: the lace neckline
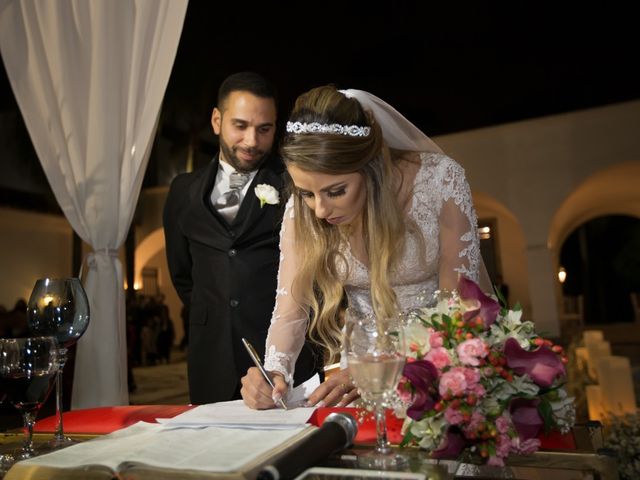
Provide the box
[346,153,428,270]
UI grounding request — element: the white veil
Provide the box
[339,89,494,293]
[339,89,443,154]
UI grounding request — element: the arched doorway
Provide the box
[133,228,184,347]
[549,161,640,343]
[560,215,640,325]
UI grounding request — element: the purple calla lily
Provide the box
[431,428,467,458]
[509,398,543,440]
[504,338,565,387]
[458,276,500,328]
[403,360,439,420]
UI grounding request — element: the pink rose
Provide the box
[472,383,486,396]
[429,330,444,348]
[444,407,465,425]
[487,433,512,466]
[496,433,512,458]
[463,411,486,435]
[425,347,451,369]
[439,369,467,397]
[460,366,481,386]
[513,438,541,455]
[495,415,511,434]
[456,338,488,366]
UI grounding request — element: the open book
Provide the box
[5,421,316,480]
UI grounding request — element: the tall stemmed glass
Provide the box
[27,278,90,448]
[0,337,58,460]
[0,339,15,475]
[345,309,407,470]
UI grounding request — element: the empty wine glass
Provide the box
[27,277,90,448]
[0,336,58,461]
[345,309,407,470]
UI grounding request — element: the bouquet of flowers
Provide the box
[397,276,576,466]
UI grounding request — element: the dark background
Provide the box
[0,2,639,429]
[1,2,639,202]
[2,1,639,321]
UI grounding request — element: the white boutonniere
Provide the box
[254,184,280,208]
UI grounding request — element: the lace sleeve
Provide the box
[437,157,482,291]
[263,196,309,385]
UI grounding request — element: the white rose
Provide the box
[254,184,280,207]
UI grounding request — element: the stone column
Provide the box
[525,244,561,337]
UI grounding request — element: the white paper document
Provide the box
[286,373,321,406]
[18,421,310,473]
[160,400,316,429]
[160,374,320,429]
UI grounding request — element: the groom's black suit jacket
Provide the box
[163,153,321,404]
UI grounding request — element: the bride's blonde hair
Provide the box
[281,85,406,361]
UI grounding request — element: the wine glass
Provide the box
[0,339,15,475]
[0,337,58,461]
[344,309,407,470]
[27,277,90,448]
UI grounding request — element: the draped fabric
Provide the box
[0,0,188,407]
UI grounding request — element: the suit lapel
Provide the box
[232,156,285,238]
[184,156,232,242]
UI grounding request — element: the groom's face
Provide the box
[212,91,276,173]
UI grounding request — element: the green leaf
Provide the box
[538,398,555,435]
[493,283,508,308]
[400,427,417,447]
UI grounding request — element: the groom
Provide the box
[163,72,321,404]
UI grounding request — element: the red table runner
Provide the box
[34,405,195,435]
[308,407,576,450]
[35,404,575,450]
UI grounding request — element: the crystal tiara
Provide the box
[285,121,371,137]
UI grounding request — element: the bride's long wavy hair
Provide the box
[281,85,406,361]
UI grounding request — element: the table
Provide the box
[0,408,619,480]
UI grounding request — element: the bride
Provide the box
[241,85,489,409]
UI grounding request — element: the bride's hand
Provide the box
[240,367,288,410]
[305,369,359,408]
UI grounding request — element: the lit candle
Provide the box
[596,356,637,415]
[583,330,604,344]
[582,330,605,375]
[575,347,588,371]
[586,340,611,381]
[586,385,604,421]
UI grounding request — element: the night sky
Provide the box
[161,2,640,136]
[1,2,639,193]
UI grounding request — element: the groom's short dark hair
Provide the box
[217,72,277,110]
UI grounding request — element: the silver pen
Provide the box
[241,338,288,410]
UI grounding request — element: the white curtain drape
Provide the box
[0,0,188,407]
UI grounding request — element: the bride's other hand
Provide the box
[240,367,288,410]
[305,369,359,408]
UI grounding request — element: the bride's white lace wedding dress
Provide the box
[264,152,484,384]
